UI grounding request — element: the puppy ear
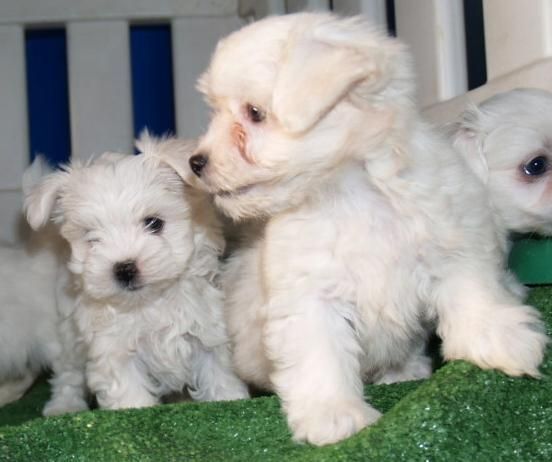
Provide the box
[151,139,199,187]
[449,104,489,182]
[24,168,69,230]
[22,155,54,196]
[272,18,396,134]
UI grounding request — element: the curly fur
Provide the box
[24,135,248,414]
[172,13,549,446]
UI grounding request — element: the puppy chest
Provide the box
[263,209,426,311]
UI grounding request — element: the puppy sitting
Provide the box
[168,13,548,446]
[25,135,248,411]
[450,88,552,235]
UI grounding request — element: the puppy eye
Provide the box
[245,103,266,123]
[522,155,549,176]
[144,216,164,234]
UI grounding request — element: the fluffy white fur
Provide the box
[24,136,248,413]
[450,88,552,235]
[170,13,549,446]
[0,157,79,411]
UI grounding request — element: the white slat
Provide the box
[286,0,330,13]
[483,0,552,80]
[0,0,238,24]
[332,0,387,27]
[172,16,244,139]
[67,21,133,159]
[0,192,25,244]
[0,26,28,190]
[395,0,467,108]
[423,57,552,124]
[0,25,28,243]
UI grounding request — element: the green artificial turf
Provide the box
[1,287,551,461]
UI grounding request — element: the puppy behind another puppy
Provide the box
[0,157,74,409]
[167,12,548,446]
[450,88,552,235]
[24,134,248,413]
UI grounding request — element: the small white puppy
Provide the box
[450,88,552,235]
[0,157,75,409]
[173,13,548,446]
[25,136,248,412]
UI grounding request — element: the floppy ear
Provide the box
[139,133,199,187]
[272,19,394,134]
[24,168,69,230]
[449,104,489,182]
[21,155,54,196]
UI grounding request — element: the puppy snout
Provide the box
[113,260,140,290]
[189,153,208,177]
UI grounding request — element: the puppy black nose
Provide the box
[113,260,139,290]
[189,153,208,177]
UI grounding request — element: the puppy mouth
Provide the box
[117,281,144,292]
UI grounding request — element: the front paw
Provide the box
[287,398,381,446]
[43,395,89,416]
[96,391,159,410]
[443,305,548,377]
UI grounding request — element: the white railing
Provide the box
[2,0,552,243]
[0,0,243,242]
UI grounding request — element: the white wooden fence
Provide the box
[1,0,552,243]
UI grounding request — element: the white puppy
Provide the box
[450,88,552,235]
[170,13,548,446]
[25,136,248,412]
[0,157,77,410]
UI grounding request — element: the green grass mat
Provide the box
[1,287,551,461]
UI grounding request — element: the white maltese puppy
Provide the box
[450,88,552,235]
[168,13,548,445]
[25,135,248,412]
[0,157,73,408]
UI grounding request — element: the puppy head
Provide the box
[25,136,220,307]
[451,88,552,234]
[188,12,414,220]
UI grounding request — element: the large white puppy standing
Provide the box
[179,13,548,445]
[25,137,248,412]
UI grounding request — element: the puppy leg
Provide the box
[43,317,88,416]
[44,364,88,416]
[434,271,548,377]
[0,371,37,406]
[224,247,272,389]
[265,296,381,446]
[188,346,250,401]
[227,305,272,390]
[87,351,158,410]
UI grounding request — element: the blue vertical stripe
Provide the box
[463,0,487,90]
[130,24,176,140]
[25,28,71,166]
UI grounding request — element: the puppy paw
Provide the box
[287,399,381,446]
[443,305,548,377]
[43,395,89,416]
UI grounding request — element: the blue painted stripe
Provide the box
[25,28,71,166]
[130,24,176,141]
